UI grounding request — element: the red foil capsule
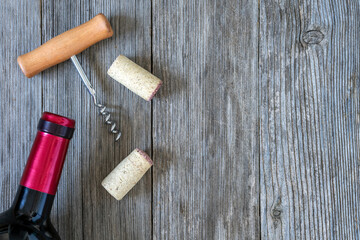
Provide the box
[20,112,75,195]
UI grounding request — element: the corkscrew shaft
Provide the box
[70,55,121,141]
[71,56,97,102]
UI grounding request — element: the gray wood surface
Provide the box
[259,1,360,239]
[152,0,260,239]
[0,0,359,239]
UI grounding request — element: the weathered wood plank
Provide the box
[0,0,152,238]
[41,1,86,239]
[41,1,152,239]
[1,0,359,239]
[0,0,42,216]
[259,0,360,239]
[152,0,260,239]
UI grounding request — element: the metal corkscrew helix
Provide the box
[71,56,121,141]
[17,14,123,141]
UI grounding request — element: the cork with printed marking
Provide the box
[107,55,162,101]
[101,148,153,200]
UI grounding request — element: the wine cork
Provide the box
[102,148,153,200]
[107,55,162,101]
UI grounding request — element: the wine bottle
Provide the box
[0,112,75,240]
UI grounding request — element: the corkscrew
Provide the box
[17,14,162,142]
[71,56,121,141]
[17,14,122,142]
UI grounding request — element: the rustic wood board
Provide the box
[41,1,153,239]
[152,0,260,239]
[0,0,359,239]
[1,0,152,239]
[0,0,43,214]
[259,1,360,239]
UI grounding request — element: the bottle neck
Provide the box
[0,112,74,235]
[20,131,70,195]
[11,186,55,222]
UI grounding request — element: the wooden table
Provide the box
[1,1,359,239]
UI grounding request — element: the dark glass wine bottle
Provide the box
[0,112,75,240]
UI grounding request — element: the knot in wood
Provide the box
[270,196,282,227]
[272,208,282,217]
[301,30,324,44]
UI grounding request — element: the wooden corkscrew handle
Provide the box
[17,13,113,78]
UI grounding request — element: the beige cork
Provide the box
[107,55,162,101]
[102,148,153,200]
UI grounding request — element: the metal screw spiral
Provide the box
[71,55,121,142]
[95,102,121,141]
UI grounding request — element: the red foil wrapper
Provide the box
[20,112,75,195]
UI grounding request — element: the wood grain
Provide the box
[0,0,42,219]
[41,1,153,239]
[259,0,360,239]
[152,0,260,239]
[0,0,359,239]
[18,13,113,78]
